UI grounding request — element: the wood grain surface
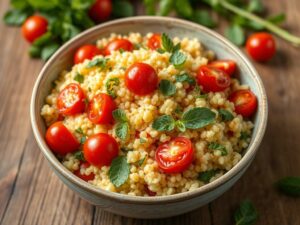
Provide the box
[0,0,299,224]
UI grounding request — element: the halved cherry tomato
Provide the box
[22,15,48,43]
[45,122,80,155]
[125,62,158,96]
[83,133,119,167]
[208,60,236,76]
[229,90,257,117]
[197,66,231,93]
[104,39,134,55]
[147,34,162,50]
[246,32,276,62]
[155,137,194,174]
[89,0,112,23]
[57,83,86,116]
[74,162,95,182]
[74,45,102,64]
[87,93,116,124]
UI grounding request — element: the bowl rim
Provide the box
[31,16,268,204]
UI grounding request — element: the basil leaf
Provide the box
[29,45,41,58]
[161,33,174,52]
[115,122,129,140]
[74,151,85,161]
[33,32,53,47]
[169,51,187,68]
[247,0,264,14]
[219,109,234,121]
[74,73,84,83]
[143,0,156,15]
[225,24,245,46]
[234,200,258,225]
[192,10,217,28]
[109,156,130,187]
[158,0,174,16]
[175,73,196,85]
[152,115,175,131]
[28,0,59,10]
[159,79,176,96]
[71,0,95,10]
[181,107,216,129]
[276,177,300,197]
[175,0,193,18]
[112,1,134,18]
[208,142,228,156]
[198,170,217,183]
[175,120,186,132]
[105,78,120,98]
[3,9,33,26]
[86,58,108,69]
[113,109,128,122]
[41,43,60,61]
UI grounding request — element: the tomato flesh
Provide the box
[208,60,236,76]
[87,93,116,124]
[197,66,231,92]
[45,122,80,155]
[83,133,119,167]
[89,0,112,23]
[22,15,48,43]
[74,45,102,64]
[125,62,158,96]
[246,32,276,62]
[104,39,134,55]
[74,162,95,182]
[155,137,194,174]
[229,90,257,117]
[147,34,162,50]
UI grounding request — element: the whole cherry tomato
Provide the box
[155,137,194,174]
[229,90,257,117]
[45,122,80,155]
[83,133,119,167]
[74,162,95,182]
[197,66,231,92]
[208,60,236,76]
[147,34,162,50]
[125,62,158,96]
[246,32,276,62]
[74,45,102,64]
[22,15,48,43]
[89,0,112,23]
[104,39,134,55]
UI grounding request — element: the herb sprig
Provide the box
[234,200,259,225]
[113,109,130,141]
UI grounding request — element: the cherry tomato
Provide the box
[246,32,276,62]
[57,83,86,116]
[125,62,158,96]
[147,34,162,50]
[83,133,119,167]
[229,90,257,117]
[104,39,134,55]
[45,122,80,155]
[74,45,102,64]
[87,93,116,124]
[208,60,236,76]
[22,15,48,43]
[74,162,95,182]
[89,0,112,23]
[155,137,194,174]
[197,66,231,92]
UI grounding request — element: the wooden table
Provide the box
[1,1,299,224]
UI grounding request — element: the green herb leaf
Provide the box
[156,48,166,54]
[170,51,187,68]
[268,13,286,25]
[75,127,84,135]
[137,155,147,166]
[143,0,156,15]
[234,200,258,225]
[3,9,33,26]
[29,45,41,58]
[109,156,130,187]
[192,10,217,28]
[208,142,228,156]
[240,132,251,141]
[276,177,300,197]
[161,33,174,52]
[86,57,108,69]
[115,122,129,141]
[11,0,30,10]
[113,109,128,122]
[71,0,95,10]
[158,0,174,16]
[41,43,60,61]
[80,136,86,144]
[62,23,81,42]
[175,0,193,18]
[112,1,134,18]
[105,78,120,98]
[74,151,85,161]
[247,0,264,14]
[121,147,133,153]
[74,73,84,83]
[181,107,216,129]
[198,170,217,183]
[173,106,183,116]
[219,109,234,121]
[32,32,53,47]
[152,115,175,131]
[196,94,208,99]
[28,0,59,10]
[159,79,176,96]
[225,24,245,46]
[175,120,186,132]
[175,73,196,85]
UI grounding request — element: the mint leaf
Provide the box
[175,73,196,85]
[225,24,245,46]
[276,177,300,197]
[234,200,258,225]
[113,109,128,122]
[161,33,174,52]
[115,122,129,140]
[208,142,228,156]
[80,136,86,144]
[175,120,186,132]
[74,151,85,161]
[159,79,176,96]
[219,109,234,121]
[192,10,217,28]
[169,51,187,68]
[86,57,108,69]
[198,170,217,183]
[33,32,53,47]
[109,156,130,187]
[181,107,216,129]
[152,115,175,131]
[74,73,84,83]
[105,78,120,98]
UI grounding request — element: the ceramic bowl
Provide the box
[30,16,268,219]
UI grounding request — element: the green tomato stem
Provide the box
[219,0,300,47]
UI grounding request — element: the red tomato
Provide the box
[83,133,119,167]
[22,15,48,43]
[246,32,276,62]
[144,185,156,196]
[57,83,86,116]
[104,39,134,55]
[89,0,112,23]
[197,66,231,92]
[125,62,158,96]
[74,45,102,64]
[155,137,194,174]
[45,122,80,155]
[208,60,236,76]
[147,34,162,50]
[74,162,95,182]
[87,93,116,124]
[229,90,257,117]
